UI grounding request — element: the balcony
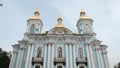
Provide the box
[76,57,87,65]
[32,57,43,65]
[54,57,66,65]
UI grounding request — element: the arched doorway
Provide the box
[30,24,35,33]
[35,65,40,68]
[79,66,84,68]
[57,66,62,68]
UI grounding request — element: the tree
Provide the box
[0,48,10,68]
[118,62,120,68]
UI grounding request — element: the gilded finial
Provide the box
[57,17,62,21]
[80,9,86,16]
[55,17,66,28]
[79,9,91,19]
[28,9,41,20]
[34,9,40,16]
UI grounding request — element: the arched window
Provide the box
[36,47,42,58]
[30,24,35,33]
[78,48,83,58]
[57,66,62,68]
[80,24,83,30]
[79,66,84,68]
[85,24,90,32]
[58,47,62,58]
[35,65,40,68]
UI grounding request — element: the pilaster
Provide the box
[73,44,76,68]
[69,44,73,68]
[96,47,101,68]
[18,47,24,68]
[15,48,21,68]
[25,44,31,68]
[86,44,91,68]
[28,44,34,68]
[89,45,95,68]
[51,43,54,68]
[43,44,47,68]
[66,44,69,68]
[47,43,51,68]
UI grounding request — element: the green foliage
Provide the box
[0,48,10,68]
[118,62,120,68]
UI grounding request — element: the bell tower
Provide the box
[26,10,43,34]
[76,10,94,34]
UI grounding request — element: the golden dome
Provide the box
[28,10,41,20]
[80,16,90,19]
[57,17,62,21]
[79,9,91,19]
[55,17,66,28]
[34,10,40,15]
[29,16,41,20]
[80,9,86,16]
[55,23,66,28]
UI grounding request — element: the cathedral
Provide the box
[9,10,110,68]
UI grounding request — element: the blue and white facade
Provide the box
[9,10,110,68]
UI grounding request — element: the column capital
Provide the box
[45,42,54,44]
[27,42,34,45]
[13,51,17,53]
[102,51,108,54]
[65,42,74,45]
[96,47,100,51]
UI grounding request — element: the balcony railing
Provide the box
[32,57,43,65]
[54,57,66,62]
[76,57,87,65]
[54,57,66,65]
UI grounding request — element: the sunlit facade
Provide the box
[9,10,109,68]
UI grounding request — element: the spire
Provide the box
[55,17,66,28]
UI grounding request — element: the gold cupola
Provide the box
[79,9,91,19]
[28,10,41,20]
[55,17,66,28]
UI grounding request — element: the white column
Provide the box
[99,50,104,68]
[51,43,54,68]
[28,44,34,68]
[9,52,14,68]
[43,44,47,68]
[19,48,24,68]
[25,45,31,68]
[73,45,76,68]
[96,49,101,68]
[86,45,91,68]
[16,49,21,68]
[9,52,16,68]
[47,44,51,68]
[89,46,95,68]
[69,44,73,68]
[105,54,110,68]
[103,53,108,68]
[12,52,17,68]
[66,44,69,68]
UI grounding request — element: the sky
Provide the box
[0,0,120,67]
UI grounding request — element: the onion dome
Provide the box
[80,9,91,19]
[28,10,41,20]
[55,17,66,28]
